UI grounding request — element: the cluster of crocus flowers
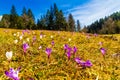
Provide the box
[6,51,13,61]
[64,44,77,60]
[5,67,21,80]
[75,57,92,68]
[45,48,52,59]
[64,44,71,60]
[94,33,98,37]
[22,29,30,35]
[23,43,29,53]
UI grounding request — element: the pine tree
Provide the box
[68,13,75,32]
[37,16,47,30]
[21,7,29,29]
[53,3,59,30]
[77,20,81,32]
[10,5,18,28]
[26,9,36,29]
[10,5,18,16]
[27,9,35,21]
[48,6,54,30]
[57,10,67,31]
[22,7,27,16]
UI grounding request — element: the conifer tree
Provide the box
[77,20,81,32]
[68,13,75,32]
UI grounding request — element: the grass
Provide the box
[0,28,120,80]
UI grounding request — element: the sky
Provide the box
[0,0,120,26]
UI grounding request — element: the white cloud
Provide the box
[66,0,120,26]
[0,15,2,21]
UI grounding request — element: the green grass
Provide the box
[0,28,120,80]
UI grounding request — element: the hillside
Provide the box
[86,11,120,34]
[0,28,120,79]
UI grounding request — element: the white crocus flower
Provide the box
[68,38,71,41]
[38,46,42,50]
[6,51,13,60]
[13,33,16,36]
[19,36,23,40]
[26,38,30,42]
[51,35,53,38]
[14,39,18,44]
[17,32,20,37]
[40,35,43,39]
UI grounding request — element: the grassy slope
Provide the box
[0,28,120,80]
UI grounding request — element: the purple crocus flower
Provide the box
[73,46,77,54]
[67,47,72,53]
[51,41,54,46]
[75,57,81,64]
[99,42,103,46]
[94,33,98,37]
[23,43,29,53]
[33,36,36,41]
[26,29,30,34]
[75,57,92,68]
[100,48,106,55]
[84,60,92,67]
[40,33,43,39]
[64,44,68,50]
[5,67,21,80]
[22,30,30,35]
[79,60,92,68]
[66,51,71,60]
[22,30,25,35]
[45,48,52,59]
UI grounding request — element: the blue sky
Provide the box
[0,0,120,26]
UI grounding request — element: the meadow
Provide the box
[0,28,120,80]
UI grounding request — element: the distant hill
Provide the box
[84,11,120,34]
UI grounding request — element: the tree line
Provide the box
[83,11,120,34]
[0,3,81,32]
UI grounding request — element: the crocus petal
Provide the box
[75,58,81,64]
[66,52,71,60]
[64,44,68,50]
[5,71,9,76]
[73,46,77,53]
[85,60,92,67]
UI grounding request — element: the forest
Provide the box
[0,3,120,34]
